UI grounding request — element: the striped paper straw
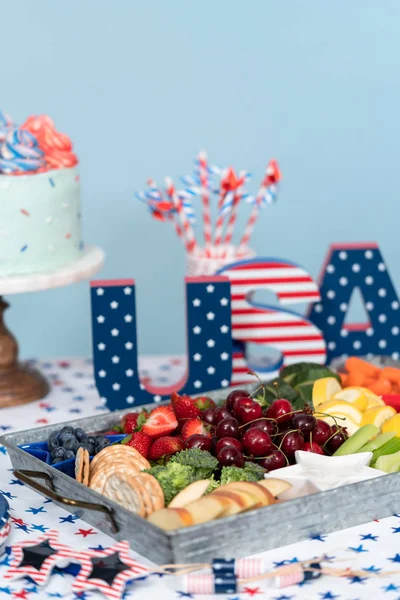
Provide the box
[223,170,249,248]
[197,151,212,253]
[214,168,231,247]
[165,176,197,253]
[238,160,280,253]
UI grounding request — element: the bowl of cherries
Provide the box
[197,388,348,470]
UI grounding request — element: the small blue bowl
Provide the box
[19,434,127,479]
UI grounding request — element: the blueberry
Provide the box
[60,426,75,435]
[95,437,110,453]
[61,435,78,452]
[54,447,66,458]
[64,450,75,460]
[78,442,95,456]
[52,458,65,464]
[87,436,96,445]
[48,431,60,451]
[74,428,87,442]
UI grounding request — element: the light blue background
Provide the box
[2,0,399,359]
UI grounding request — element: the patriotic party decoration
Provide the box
[91,276,233,410]
[309,243,400,362]
[136,152,280,260]
[217,257,326,384]
[72,540,150,600]
[4,530,78,585]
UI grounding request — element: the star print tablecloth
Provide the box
[1,358,400,600]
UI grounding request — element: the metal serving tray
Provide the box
[2,382,400,565]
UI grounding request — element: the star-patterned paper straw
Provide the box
[223,169,251,250]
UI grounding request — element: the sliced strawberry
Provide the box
[122,431,152,459]
[171,392,201,421]
[141,406,178,438]
[181,418,211,441]
[149,436,184,461]
[194,396,216,411]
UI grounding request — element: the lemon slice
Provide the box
[382,414,400,437]
[365,396,386,409]
[319,413,360,436]
[312,377,342,409]
[316,400,363,425]
[361,406,397,429]
[332,388,368,412]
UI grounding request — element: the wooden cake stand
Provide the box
[0,245,105,408]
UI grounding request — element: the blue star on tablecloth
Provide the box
[310,535,327,542]
[319,593,340,599]
[391,527,400,533]
[26,506,46,515]
[30,524,49,532]
[348,576,368,584]
[360,533,378,541]
[382,583,400,592]
[348,545,368,553]
[59,514,79,524]
[363,565,381,573]
[388,554,400,563]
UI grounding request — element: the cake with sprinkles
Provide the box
[0,111,83,277]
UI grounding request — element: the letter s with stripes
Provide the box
[217,258,327,384]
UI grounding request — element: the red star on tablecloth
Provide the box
[12,590,30,599]
[72,541,149,600]
[4,529,80,586]
[242,586,264,596]
[75,528,97,538]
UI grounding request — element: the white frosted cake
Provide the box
[0,112,83,277]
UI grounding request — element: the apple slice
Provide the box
[147,507,193,531]
[223,481,275,506]
[185,496,227,524]
[169,480,210,508]
[211,489,258,516]
[258,478,292,498]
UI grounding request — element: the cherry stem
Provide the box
[238,416,276,429]
[313,412,346,427]
[247,371,267,404]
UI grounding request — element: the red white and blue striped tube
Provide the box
[165,176,197,253]
[196,150,213,252]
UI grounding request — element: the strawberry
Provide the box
[122,431,152,459]
[148,436,184,461]
[122,410,148,434]
[171,392,201,421]
[141,406,178,438]
[181,418,211,441]
[194,396,216,411]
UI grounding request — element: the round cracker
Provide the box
[136,473,165,512]
[102,472,146,516]
[90,444,149,472]
[90,454,143,479]
[75,448,90,485]
[89,463,141,495]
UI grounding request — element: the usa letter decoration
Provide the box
[217,258,326,384]
[309,243,400,363]
[91,277,233,410]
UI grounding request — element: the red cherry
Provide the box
[247,418,277,436]
[217,446,244,468]
[201,409,215,425]
[235,399,263,424]
[213,406,232,424]
[312,420,332,445]
[280,431,304,457]
[216,417,241,440]
[325,425,348,454]
[303,441,324,455]
[241,428,274,457]
[185,434,213,451]
[226,389,250,412]
[265,399,293,424]
[216,437,243,454]
[258,450,287,471]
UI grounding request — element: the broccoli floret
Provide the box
[146,462,194,505]
[204,475,220,494]
[243,461,266,482]
[170,448,218,480]
[220,462,266,486]
[220,466,248,486]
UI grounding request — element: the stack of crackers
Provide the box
[75,445,164,517]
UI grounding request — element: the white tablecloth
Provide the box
[0,358,400,600]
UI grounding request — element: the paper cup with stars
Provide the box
[186,245,255,276]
